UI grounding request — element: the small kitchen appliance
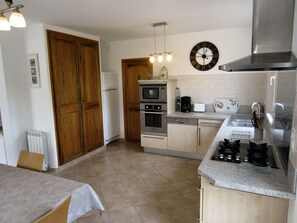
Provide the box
[139,83,167,103]
[193,103,205,112]
[140,103,167,136]
[212,139,278,168]
[181,96,191,113]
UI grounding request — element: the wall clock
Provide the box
[190,41,219,71]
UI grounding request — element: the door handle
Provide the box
[198,127,201,146]
[141,111,164,115]
[197,187,204,222]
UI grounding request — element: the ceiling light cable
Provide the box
[149,22,172,63]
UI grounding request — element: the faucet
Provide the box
[251,102,261,118]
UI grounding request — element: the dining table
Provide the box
[0,164,105,223]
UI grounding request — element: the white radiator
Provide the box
[26,130,49,170]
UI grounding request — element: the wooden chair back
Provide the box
[33,196,71,223]
[17,150,44,172]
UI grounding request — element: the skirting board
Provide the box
[144,147,204,160]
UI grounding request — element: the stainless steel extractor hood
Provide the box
[219,0,297,72]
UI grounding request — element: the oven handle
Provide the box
[141,111,164,115]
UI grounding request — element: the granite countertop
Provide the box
[168,111,296,199]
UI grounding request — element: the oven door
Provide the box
[140,111,167,136]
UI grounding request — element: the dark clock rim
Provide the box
[189,41,219,71]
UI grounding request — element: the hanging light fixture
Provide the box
[149,22,173,63]
[0,0,26,31]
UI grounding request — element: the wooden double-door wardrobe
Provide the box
[47,30,104,165]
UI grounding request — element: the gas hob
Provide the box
[211,139,278,169]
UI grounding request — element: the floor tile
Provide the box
[55,140,202,222]
[108,206,142,223]
[160,194,193,214]
[172,178,197,194]
[135,201,168,222]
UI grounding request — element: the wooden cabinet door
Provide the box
[197,120,222,155]
[47,31,84,164]
[79,40,104,153]
[122,59,152,142]
[168,123,198,153]
[201,177,288,223]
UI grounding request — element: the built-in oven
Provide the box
[139,83,167,103]
[140,103,167,136]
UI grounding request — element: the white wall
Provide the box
[24,24,58,168]
[0,29,32,166]
[105,27,266,138]
[24,24,101,168]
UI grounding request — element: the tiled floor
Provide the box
[55,140,201,223]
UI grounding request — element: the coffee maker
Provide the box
[181,96,191,112]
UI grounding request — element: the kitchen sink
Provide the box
[227,114,253,127]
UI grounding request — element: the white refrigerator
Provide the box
[101,72,120,144]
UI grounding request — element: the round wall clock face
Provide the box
[190,41,219,71]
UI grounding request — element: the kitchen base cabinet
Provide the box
[168,118,198,153]
[141,134,167,150]
[199,177,288,223]
[197,119,222,155]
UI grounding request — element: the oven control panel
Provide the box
[160,87,166,100]
[144,105,162,111]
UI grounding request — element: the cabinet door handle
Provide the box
[197,187,204,222]
[198,127,201,146]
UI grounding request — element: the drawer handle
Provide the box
[143,135,165,139]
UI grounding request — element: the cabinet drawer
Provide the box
[141,134,167,149]
[198,119,223,127]
[168,117,197,125]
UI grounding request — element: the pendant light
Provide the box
[0,0,26,31]
[0,12,10,30]
[149,22,173,63]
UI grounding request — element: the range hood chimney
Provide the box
[219,0,297,72]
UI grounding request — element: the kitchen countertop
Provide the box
[168,111,296,199]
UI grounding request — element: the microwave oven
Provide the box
[139,83,167,103]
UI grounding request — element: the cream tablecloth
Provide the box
[0,164,105,223]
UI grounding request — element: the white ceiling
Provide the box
[15,0,253,41]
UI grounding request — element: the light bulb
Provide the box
[149,55,155,63]
[166,53,172,62]
[158,54,163,63]
[0,13,11,31]
[9,9,26,28]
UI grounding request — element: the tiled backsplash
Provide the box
[169,73,266,106]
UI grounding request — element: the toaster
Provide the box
[194,103,205,112]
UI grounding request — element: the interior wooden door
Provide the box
[47,31,84,164]
[78,39,104,153]
[122,58,152,141]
